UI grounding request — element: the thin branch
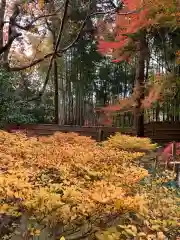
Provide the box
[53,0,70,53]
[0,33,21,55]
[14,13,59,31]
[0,10,62,59]
[1,3,21,58]
[1,4,62,31]
[60,17,89,52]
[8,7,139,71]
[109,0,118,9]
[60,8,140,53]
[0,22,4,30]
[90,9,140,17]
[27,0,70,102]
[9,52,54,71]
[29,31,47,63]
[45,18,54,34]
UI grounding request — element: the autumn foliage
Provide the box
[97,72,178,126]
[0,131,179,239]
[96,0,180,125]
[96,169,180,239]
[0,131,153,238]
[102,133,157,152]
[98,0,179,62]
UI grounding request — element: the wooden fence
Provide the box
[4,122,180,144]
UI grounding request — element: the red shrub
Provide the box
[158,142,180,166]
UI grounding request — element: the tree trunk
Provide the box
[58,64,65,125]
[134,33,148,137]
[0,0,6,63]
[0,1,6,49]
[53,58,59,124]
[46,0,60,124]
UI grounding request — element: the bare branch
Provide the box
[8,5,139,71]
[109,0,118,9]
[0,33,21,55]
[60,15,89,52]
[90,9,140,17]
[26,0,70,102]
[1,2,21,63]
[0,22,4,30]
[9,52,54,71]
[0,5,62,57]
[15,13,59,31]
[52,8,141,54]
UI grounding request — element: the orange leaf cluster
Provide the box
[96,73,175,125]
[176,50,180,64]
[98,0,149,62]
[98,0,179,62]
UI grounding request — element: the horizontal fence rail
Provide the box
[3,122,180,144]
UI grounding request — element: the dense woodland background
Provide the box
[0,0,180,132]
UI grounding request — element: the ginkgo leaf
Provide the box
[59,236,65,240]
[38,0,44,9]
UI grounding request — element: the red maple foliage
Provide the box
[96,1,167,126]
[97,81,163,126]
[98,0,152,62]
[158,142,180,168]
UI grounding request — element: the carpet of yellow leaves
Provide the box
[0,131,151,228]
[96,179,180,240]
[0,131,179,239]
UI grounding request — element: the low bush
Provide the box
[0,131,149,239]
[95,170,180,240]
[0,131,178,240]
[102,133,157,152]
